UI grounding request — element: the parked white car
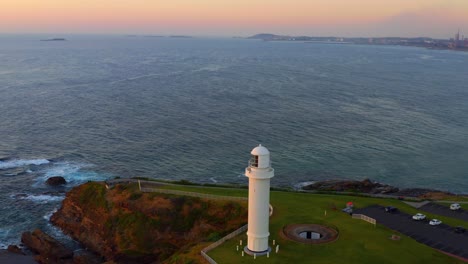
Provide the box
[450,203,461,210]
[412,213,426,220]
[429,219,442,226]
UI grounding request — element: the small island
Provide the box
[40,38,66,41]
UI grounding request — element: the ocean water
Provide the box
[0,35,467,247]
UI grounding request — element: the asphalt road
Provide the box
[354,205,468,260]
[419,202,468,222]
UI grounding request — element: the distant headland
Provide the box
[247,33,468,52]
[169,35,193,38]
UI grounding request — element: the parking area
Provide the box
[354,205,468,260]
[419,202,468,222]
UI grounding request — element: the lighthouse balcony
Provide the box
[245,167,274,179]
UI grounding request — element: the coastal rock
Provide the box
[21,229,73,264]
[302,179,387,193]
[302,179,456,198]
[51,182,247,263]
[7,245,23,255]
[46,176,67,186]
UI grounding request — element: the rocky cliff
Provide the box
[50,182,247,263]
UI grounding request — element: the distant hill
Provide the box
[247,33,285,40]
[247,33,335,41]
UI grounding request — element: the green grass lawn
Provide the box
[153,184,465,264]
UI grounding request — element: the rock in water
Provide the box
[7,245,23,255]
[21,229,73,264]
[46,176,67,186]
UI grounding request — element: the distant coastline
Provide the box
[124,35,193,38]
[247,33,468,52]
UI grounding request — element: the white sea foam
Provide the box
[0,159,50,170]
[210,177,218,183]
[0,228,12,249]
[293,181,316,190]
[22,194,64,204]
[43,208,58,221]
[193,65,224,72]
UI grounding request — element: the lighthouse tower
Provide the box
[245,144,274,255]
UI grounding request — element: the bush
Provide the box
[79,182,108,208]
[129,192,142,200]
[206,232,222,242]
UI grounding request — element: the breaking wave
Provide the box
[22,194,64,204]
[0,159,50,170]
[43,208,58,221]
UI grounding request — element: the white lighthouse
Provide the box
[245,144,274,255]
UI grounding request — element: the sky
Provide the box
[1,0,467,38]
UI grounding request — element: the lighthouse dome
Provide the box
[251,144,270,156]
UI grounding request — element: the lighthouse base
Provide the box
[244,246,271,256]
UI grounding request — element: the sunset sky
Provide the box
[1,0,467,38]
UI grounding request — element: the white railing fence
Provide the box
[200,224,248,264]
[352,214,376,226]
[140,187,248,201]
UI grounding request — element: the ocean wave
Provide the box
[0,228,12,249]
[193,65,225,72]
[0,70,14,75]
[21,194,64,204]
[0,159,50,170]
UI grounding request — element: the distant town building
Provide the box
[450,29,466,49]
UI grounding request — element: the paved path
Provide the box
[354,205,468,261]
[403,201,431,208]
[0,251,36,264]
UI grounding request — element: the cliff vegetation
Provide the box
[50,182,247,263]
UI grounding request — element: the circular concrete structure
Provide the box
[281,224,339,244]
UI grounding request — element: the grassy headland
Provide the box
[150,182,465,264]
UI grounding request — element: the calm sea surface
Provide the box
[0,35,467,247]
